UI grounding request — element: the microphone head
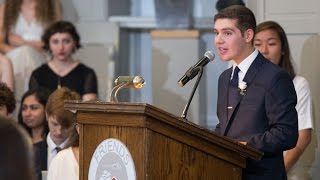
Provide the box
[204,51,215,62]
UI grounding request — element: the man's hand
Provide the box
[239,141,247,145]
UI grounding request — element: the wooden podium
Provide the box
[65,101,263,180]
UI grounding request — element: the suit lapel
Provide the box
[243,53,264,86]
[227,86,242,122]
[220,68,232,130]
[224,53,265,135]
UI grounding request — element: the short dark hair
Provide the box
[42,21,82,52]
[216,0,245,12]
[214,5,256,36]
[0,82,15,113]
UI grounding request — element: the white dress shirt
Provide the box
[46,133,68,168]
[231,49,258,82]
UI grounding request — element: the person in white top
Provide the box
[46,87,81,180]
[48,146,79,180]
[254,21,313,180]
[0,0,61,104]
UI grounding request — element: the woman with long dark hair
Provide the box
[18,87,50,144]
[254,21,313,180]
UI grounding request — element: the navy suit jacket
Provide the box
[215,53,298,180]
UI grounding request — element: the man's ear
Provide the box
[245,29,254,43]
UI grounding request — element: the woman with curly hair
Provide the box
[0,0,61,102]
[29,21,98,101]
[0,82,15,116]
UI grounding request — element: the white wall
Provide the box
[60,0,119,101]
[151,32,201,123]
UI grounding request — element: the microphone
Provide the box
[178,51,215,87]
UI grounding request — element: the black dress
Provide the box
[29,63,98,96]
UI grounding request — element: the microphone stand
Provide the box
[181,66,203,120]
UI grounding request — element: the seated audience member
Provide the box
[0,55,13,90]
[0,0,61,96]
[48,111,80,180]
[0,115,35,180]
[34,87,81,180]
[18,88,50,144]
[254,21,313,180]
[0,82,15,117]
[29,21,98,101]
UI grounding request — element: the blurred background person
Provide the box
[0,54,13,90]
[34,87,81,180]
[0,82,15,117]
[215,0,245,12]
[254,21,313,180]
[18,88,50,144]
[29,21,98,101]
[0,115,35,180]
[0,0,61,103]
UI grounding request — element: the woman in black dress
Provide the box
[29,21,97,101]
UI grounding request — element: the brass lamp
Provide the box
[109,76,145,102]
